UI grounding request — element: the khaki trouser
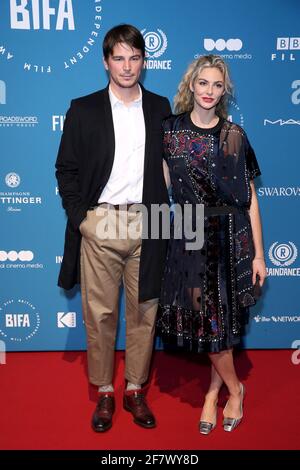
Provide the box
[80,206,158,386]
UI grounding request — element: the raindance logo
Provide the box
[0,0,103,74]
[227,100,244,127]
[267,241,300,277]
[5,172,20,188]
[0,299,40,343]
[141,28,172,70]
[1,173,42,212]
[0,116,38,127]
[0,250,44,270]
[271,37,300,62]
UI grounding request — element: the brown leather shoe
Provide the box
[123,390,156,428]
[91,393,115,432]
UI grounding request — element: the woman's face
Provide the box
[190,66,225,112]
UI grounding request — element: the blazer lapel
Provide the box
[103,85,115,164]
[141,86,152,177]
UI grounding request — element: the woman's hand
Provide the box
[252,257,267,286]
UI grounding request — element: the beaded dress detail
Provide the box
[157,113,261,352]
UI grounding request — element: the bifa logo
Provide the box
[1,1,103,74]
[0,340,6,365]
[57,311,76,328]
[141,28,172,71]
[0,80,6,104]
[10,0,75,30]
[291,80,300,105]
[0,299,40,343]
[267,241,300,277]
[6,313,30,327]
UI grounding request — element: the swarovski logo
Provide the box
[257,187,300,197]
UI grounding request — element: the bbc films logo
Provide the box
[141,28,172,70]
[0,0,103,74]
[291,80,300,104]
[0,115,38,127]
[271,37,300,62]
[57,312,76,328]
[0,80,6,104]
[0,172,42,212]
[267,241,300,277]
[227,100,244,127]
[195,38,252,60]
[0,250,44,270]
[0,299,40,343]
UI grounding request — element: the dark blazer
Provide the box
[55,84,171,302]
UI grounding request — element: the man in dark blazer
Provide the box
[55,24,171,432]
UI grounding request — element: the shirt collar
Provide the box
[109,84,142,109]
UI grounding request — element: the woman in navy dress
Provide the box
[158,55,266,434]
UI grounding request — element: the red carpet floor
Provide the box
[0,350,299,450]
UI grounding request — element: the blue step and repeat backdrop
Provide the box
[0,0,300,352]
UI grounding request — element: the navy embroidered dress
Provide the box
[157,113,261,353]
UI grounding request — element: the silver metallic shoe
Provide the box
[223,383,245,432]
[199,403,217,435]
[199,420,216,435]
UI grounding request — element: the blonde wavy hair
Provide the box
[174,55,233,119]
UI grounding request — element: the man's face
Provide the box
[104,42,144,90]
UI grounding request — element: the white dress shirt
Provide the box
[98,85,146,204]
